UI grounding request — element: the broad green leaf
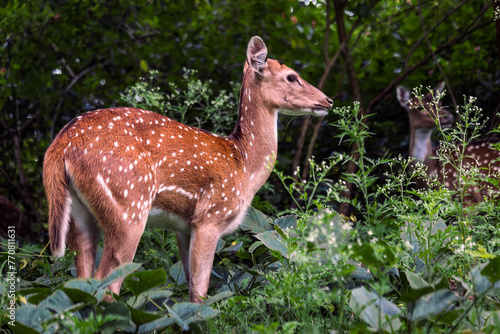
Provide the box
[60,287,98,305]
[128,305,163,327]
[249,241,264,254]
[236,247,252,259]
[399,275,448,303]
[215,238,226,253]
[401,270,430,290]
[137,315,176,333]
[240,207,273,234]
[471,262,500,296]
[409,290,460,321]
[255,230,288,258]
[37,289,73,313]
[480,256,500,284]
[351,241,396,269]
[12,305,52,333]
[275,215,297,230]
[63,263,141,300]
[101,301,133,333]
[169,261,186,285]
[123,268,167,297]
[205,291,234,306]
[25,288,53,305]
[350,287,401,331]
[222,241,243,253]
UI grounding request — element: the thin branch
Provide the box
[417,1,457,110]
[404,0,470,71]
[366,18,494,116]
[323,0,331,64]
[50,60,110,139]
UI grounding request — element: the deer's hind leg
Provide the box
[67,188,100,279]
[93,204,148,299]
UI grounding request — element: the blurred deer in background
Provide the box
[44,36,333,303]
[397,82,500,202]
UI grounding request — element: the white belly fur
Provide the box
[146,208,191,234]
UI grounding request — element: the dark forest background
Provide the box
[1,0,498,236]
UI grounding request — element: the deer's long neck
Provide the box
[229,70,278,195]
[409,122,438,176]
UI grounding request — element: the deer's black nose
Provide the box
[326,97,333,106]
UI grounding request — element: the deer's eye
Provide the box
[286,74,298,83]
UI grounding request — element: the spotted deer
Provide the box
[397,83,500,202]
[44,36,333,303]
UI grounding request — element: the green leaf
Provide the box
[351,241,396,269]
[128,306,163,327]
[123,268,167,297]
[215,238,226,253]
[64,263,141,300]
[409,290,460,322]
[480,256,500,284]
[25,288,53,305]
[350,287,401,331]
[169,261,186,285]
[12,305,52,333]
[140,59,149,72]
[255,230,288,258]
[137,315,176,333]
[249,241,264,254]
[399,274,448,303]
[471,262,500,295]
[236,247,252,259]
[401,270,430,290]
[275,215,297,230]
[37,289,73,313]
[222,241,243,253]
[101,301,133,333]
[240,207,273,234]
[60,287,98,305]
[204,291,234,306]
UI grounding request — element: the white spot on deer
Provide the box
[96,173,118,207]
[174,187,194,199]
[124,189,128,198]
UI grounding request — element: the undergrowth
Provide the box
[1,74,499,333]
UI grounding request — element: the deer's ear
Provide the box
[434,81,445,95]
[246,36,268,74]
[396,85,410,109]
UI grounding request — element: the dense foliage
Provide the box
[1,0,499,333]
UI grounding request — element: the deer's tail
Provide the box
[43,150,71,257]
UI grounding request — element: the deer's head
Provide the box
[397,82,454,130]
[244,36,333,117]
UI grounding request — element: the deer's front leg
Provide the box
[188,225,219,303]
